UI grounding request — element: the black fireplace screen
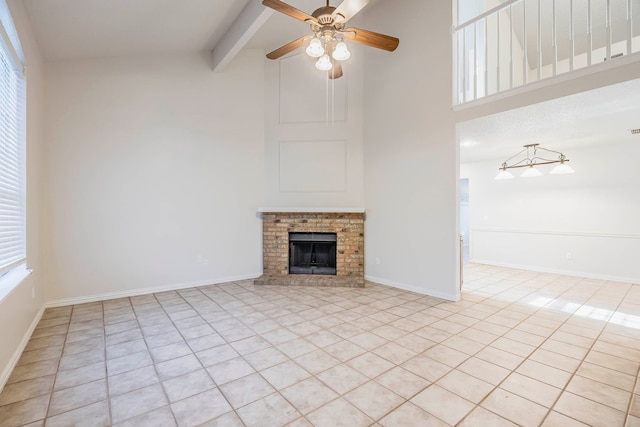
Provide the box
[289,232,337,275]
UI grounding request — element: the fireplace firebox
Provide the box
[289,232,337,275]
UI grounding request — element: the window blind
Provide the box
[0,28,26,277]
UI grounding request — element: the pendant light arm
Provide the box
[498,143,571,171]
[534,145,570,162]
[499,146,528,169]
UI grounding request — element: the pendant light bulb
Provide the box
[306,38,324,58]
[494,170,515,180]
[315,54,333,71]
[332,42,351,61]
[550,162,575,175]
[521,166,543,178]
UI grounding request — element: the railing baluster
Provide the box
[570,0,574,71]
[462,28,467,103]
[453,30,458,105]
[523,0,528,84]
[538,0,542,81]
[497,10,501,92]
[510,5,514,89]
[552,0,557,76]
[485,18,489,96]
[606,0,611,60]
[627,0,632,54]
[587,0,593,67]
[473,22,477,101]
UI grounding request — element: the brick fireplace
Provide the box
[254,210,365,287]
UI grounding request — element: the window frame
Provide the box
[0,0,28,290]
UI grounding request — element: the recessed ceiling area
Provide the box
[458,77,640,163]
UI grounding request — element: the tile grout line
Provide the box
[456,273,605,426]
[101,301,113,426]
[214,281,424,425]
[545,281,640,424]
[42,305,73,423]
[5,266,639,427]
[154,289,236,426]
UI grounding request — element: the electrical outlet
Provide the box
[566,252,573,260]
[375,257,381,265]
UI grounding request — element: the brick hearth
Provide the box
[255,211,365,287]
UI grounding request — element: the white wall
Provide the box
[361,0,640,302]
[263,51,364,207]
[461,140,640,283]
[0,0,45,391]
[43,50,265,303]
[363,0,460,301]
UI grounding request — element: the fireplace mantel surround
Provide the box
[255,208,365,287]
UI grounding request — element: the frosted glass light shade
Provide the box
[521,167,543,177]
[315,54,333,71]
[332,42,351,61]
[306,38,324,58]
[495,170,515,180]
[550,162,575,174]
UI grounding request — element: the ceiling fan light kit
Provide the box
[262,0,399,79]
[495,143,575,180]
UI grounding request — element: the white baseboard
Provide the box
[366,275,460,302]
[470,259,639,285]
[0,305,45,394]
[45,273,263,308]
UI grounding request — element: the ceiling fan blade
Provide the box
[266,35,312,59]
[262,0,317,24]
[329,61,343,79]
[332,0,369,23]
[343,27,399,52]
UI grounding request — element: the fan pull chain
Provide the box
[331,69,335,124]
[326,70,329,126]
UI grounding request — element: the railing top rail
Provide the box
[455,0,523,31]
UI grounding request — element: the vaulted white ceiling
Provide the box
[21,0,377,60]
[22,0,253,59]
[20,0,640,162]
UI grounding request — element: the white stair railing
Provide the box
[454,0,639,105]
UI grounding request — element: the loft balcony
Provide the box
[453,0,640,106]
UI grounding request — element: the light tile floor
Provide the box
[1,263,639,426]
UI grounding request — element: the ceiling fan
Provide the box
[262,0,399,79]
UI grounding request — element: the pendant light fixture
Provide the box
[495,143,575,180]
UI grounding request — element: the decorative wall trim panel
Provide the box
[279,140,347,193]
